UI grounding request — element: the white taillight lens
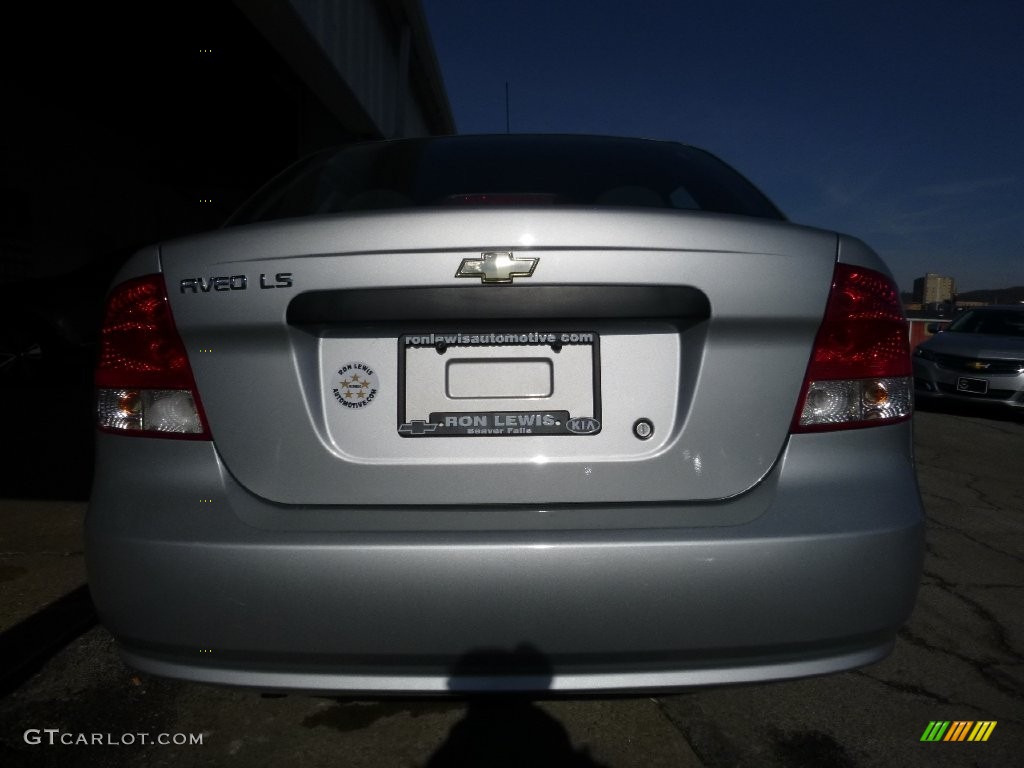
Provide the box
[95,275,210,439]
[97,389,205,434]
[797,377,913,429]
[792,264,912,432]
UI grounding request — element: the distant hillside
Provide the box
[956,286,1024,304]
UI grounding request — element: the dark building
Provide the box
[1,0,455,284]
[0,1,454,497]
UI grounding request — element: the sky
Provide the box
[421,0,1023,293]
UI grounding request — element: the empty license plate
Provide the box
[956,377,989,394]
[398,330,601,436]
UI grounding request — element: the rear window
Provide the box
[227,135,785,225]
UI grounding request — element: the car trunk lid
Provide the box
[162,208,836,505]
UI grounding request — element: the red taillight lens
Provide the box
[792,264,912,432]
[95,275,210,439]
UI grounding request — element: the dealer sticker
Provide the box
[332,362,379,409]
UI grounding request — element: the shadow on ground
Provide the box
[914,396,1024,424]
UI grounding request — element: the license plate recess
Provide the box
[398,330,601,437]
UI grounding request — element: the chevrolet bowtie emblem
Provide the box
[967,361,990,371]
[456,252,538,283]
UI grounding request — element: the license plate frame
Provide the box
[956,376,989,394]
[397,330,602,437]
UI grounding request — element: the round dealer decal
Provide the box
[332,362,379,409]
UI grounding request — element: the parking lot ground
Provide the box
[0,499,93,696]
[0,409,1021,767]
[0,499,88,632]
[654,409,1024,767]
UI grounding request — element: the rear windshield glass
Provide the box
[947,309,1024,337]
[227,135,785,225]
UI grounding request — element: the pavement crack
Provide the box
[924,518,1024,565]
[649,698,712,767]
[851,668,958,706]
[905,572,1024,703]
[965,475,1022,510]
[922,570,1023,659]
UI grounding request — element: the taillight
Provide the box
[95,275,210,439]
[792,263,912,432]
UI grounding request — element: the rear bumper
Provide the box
[86,426,924,693]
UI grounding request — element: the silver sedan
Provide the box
[914,306,1024,411]
[86,135,924,693]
